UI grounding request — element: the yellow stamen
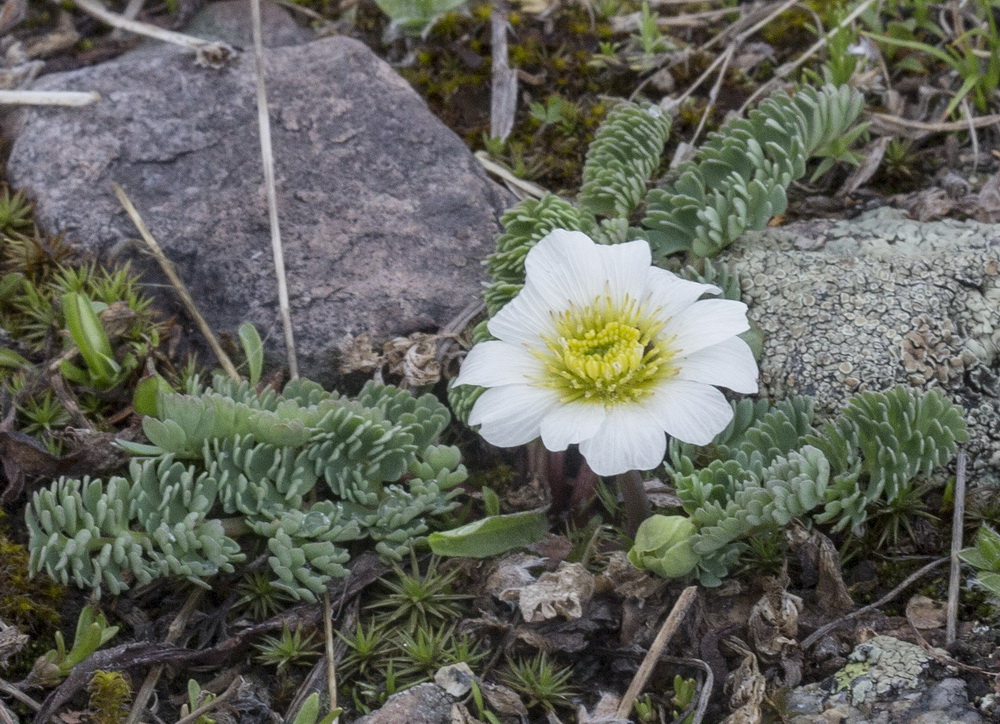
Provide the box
[537,293,674,404]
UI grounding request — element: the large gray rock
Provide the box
[5,8,511,381]
[727,208,1000,482]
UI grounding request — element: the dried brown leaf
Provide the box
[498,562,596,622]
[905,595,947,630]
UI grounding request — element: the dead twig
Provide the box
[947,448,967,645]
[125,588,204,724]
[112,183,241,382]
[0,677,40,712]
[801,557,948,649]
[616,586,698,718]
[0,90,99,105]
[868,111,1000,138]
[684,44,734,157]
[70,0,234,66]
[250,0,299,379]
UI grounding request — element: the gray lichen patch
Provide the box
[833,635,937,704]
[727,208,1000,482]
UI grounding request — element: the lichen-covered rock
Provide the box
[355,683,454,724]
[787,637,982,723]
[833,635,935,703]
[727,208,1000,481]
[4,5,512,381]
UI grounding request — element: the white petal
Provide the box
[643,267,720,315]
[578,405,667,476]
[659,299,750,358]
[523,230,607,309]
[488,283,557,346]
[454,341,546,388]
[645,380,734,446]
[539,402,606,452]
[601,240,652,307]
[674,337,759,393]
[468,384,560,447]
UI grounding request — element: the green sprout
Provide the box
[392,624,484,680]
[960,525,1000,598]
[0,187,33,233]
[234,571,297,622]
[338,621,392,681]
[253,625,322,673]
[288,692,341,724]
[502,653,577,712]
[179,679,216,724]
[30,605,119,686]
[366,555,470,632]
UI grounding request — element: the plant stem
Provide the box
[218,517,253,538]
[618,469,650,538]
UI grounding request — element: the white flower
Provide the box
[454,229,758,476]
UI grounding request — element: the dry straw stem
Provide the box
[869,111,1000,139]
[110,0,146,39]
[946,447,967,644]
[474,151,548,199]
[0,90,99,106]
[71,0,235,66]
[616,585,698,719]
[125,589,203,724]
[251,0,299,379]
[490,0,517,141]
[271,0,334,26]
[112,183,241,382]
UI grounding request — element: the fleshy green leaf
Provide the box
[428,509,549,558]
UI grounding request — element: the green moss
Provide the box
[0,529,63,679]
[87,670,132,724]
[0,535,62,634]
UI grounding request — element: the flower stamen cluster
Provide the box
[542,293,672,404]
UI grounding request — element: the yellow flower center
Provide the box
[539,293,674,404]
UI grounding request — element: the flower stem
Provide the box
[617,470,650,538]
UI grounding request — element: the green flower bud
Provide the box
[627,515,699,579]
